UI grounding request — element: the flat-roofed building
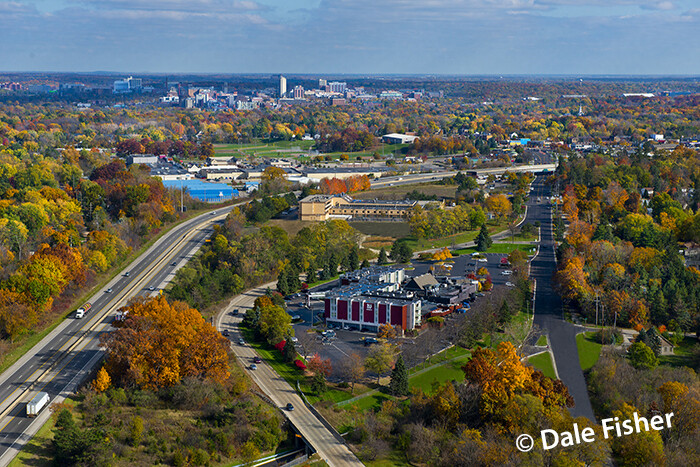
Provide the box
[381,133,419,144]
[299,194,420,221]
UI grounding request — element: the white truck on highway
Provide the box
[26,392,50,417]
[75,302,92,319]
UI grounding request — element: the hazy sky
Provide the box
[2,0,699,74]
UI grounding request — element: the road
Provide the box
[0,205,240,466]
[370,163,556,188]
[217,286,364,467]
[527,176,596,421]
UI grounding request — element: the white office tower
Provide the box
[280,75,287,97]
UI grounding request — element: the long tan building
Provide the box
[299,194,420,221]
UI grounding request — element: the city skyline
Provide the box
[1,1,700,74]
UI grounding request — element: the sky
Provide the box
[1,0,699,74]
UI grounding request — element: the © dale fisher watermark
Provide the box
[515,412,675,452]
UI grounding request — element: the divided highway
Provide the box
[0,205,239,465]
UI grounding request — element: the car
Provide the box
[105,288,113,293]
[506,282,516,287]
[286,403,294,411]
[124,272,130,277]
[476,292,485,297]
[290,336,298,343]
[501,270,513,275]
[471,252,481,257]
[291,315,301,321]
[210,211,216,215]
[171,262,177,266]
[253,356,262,364]
[230,309,239,316]
[238,338,245,345]
[477,258,488,263]
[148,286,155,291]
[222,329,230,337]
[364,337,379,346]
[537,197,542,202]
[342,324,349,330]
[250,364,257,370]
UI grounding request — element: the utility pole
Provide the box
[594,291,600,327]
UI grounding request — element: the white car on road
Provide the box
[505,282,515,287]
[501,270,513,275]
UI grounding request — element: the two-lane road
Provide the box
[527,176,596,421]
[218,285,364,467]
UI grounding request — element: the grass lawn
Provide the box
[409,352,472,393]
[659,336,698,367]
[349,221,412,238]
[536,335,548,346]
[528,352,557,379]
[577,332,603,371]
[364,451,411,467]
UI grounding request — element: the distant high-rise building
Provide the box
[328,81,346,94]
[319,78,327,88]
[279,75,287,97]
[293,85,304,99]
[113,76,142,93]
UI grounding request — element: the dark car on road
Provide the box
[222,329,230,337]
[253,356,262,364]
[286,403,294,411]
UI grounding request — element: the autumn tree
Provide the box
[365,343,396,383]
[102,296,230,389]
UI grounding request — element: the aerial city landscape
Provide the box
[1,1,700,467]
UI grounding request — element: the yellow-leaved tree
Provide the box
[102,296,230,389]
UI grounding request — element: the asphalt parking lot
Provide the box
[282,251,534,375]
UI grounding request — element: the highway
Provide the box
[217,286,364,467]
[0,205,240,466]
[370,163,556,188]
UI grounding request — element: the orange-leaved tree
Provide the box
[102,296,230,389]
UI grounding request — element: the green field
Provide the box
[658,336,698,367]
[536,335,548,346]
[409,352,472,393]
[349,221,412,238]
[528,352,557,379]
[576,332,603,371]
[213,140,411,161]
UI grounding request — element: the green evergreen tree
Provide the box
[310,371,327,395]
[283,338,297,362]
[389,354,409,396]
[476,223,492,252]
[276,269,289,296]
[390,240,413,263]
[287,267,301,292]
[306,260,317,284]
[377,247,389,265]
[629,342,658,370]
[348,247,359,271]
[360,259,370,269]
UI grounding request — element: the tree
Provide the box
[102,296,230,389]
[377,323,397,339]
[258,304,293,345]
[340,353,365,394]
[92,366,111,393]
[360,259,370,269]
[390,240,413,264]
[628,342,658,370]
[310,371,327,395]
[377,247,389,265]
[283,338,297,362]
[476,224,492,252]
[347,247,359,271]
[390,354,409,396]
[365,343,396,383]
